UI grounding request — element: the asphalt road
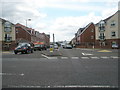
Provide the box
[1,48,119,88]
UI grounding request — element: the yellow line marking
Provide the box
[98,50,112,52]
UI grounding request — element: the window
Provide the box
[91,36,94,39]
[111,21,116,26]
[91,29,94,32]
[111,32,116,37]
[4,27,12,32]
[99,33,105,40]
[4,22,11,28]
[99,21,105,31]
[4,34,12,42]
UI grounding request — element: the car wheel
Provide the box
[21,52,24,54]
[25,50,29,54]
[31,50,33,53]
[14,52,17,54]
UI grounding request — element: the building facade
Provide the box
[15,23,32,44]
[15,23,50,47]
[73,22,95,48]
[95,11,120,49]
[0,18,16,51]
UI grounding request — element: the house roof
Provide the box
[95,10,119,25]
[15,23,32,35]
[0,18,15,25]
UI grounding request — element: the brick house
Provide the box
[15,23,50,47]
[74,22,96,48]
[39,33,50,47]
[15,23,32,44]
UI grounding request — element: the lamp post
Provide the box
[26,19,31,27]
[25,19,31,42]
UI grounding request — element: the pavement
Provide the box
[41,49,62,56]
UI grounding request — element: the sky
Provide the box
[0,0,119,42]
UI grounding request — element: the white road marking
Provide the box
[0,73,24,76]
[41,54,58,59]
[48,57,58,59]
[111,56,119,59]
[101,57,109,59]
[82,53,93,56]
[81,57,89,59]
[9,85,117,88]
[91,57,99,59]
[41,54,49,59]
[61,57,68,59]
[71,57,79,59]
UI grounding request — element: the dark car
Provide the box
[34,44,42,51]
[34,44,47,51]
[14,43,33,54]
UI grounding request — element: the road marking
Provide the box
[41,54,49,59]
[111,56,119,59]
[91,57,99,59]
[101,56,109,59]
[61,57,68,59]
[98,50,112,52]
[81,57,89,59]
[71,57,79,59]
[82,53,93,56]
[47,57,58,59]
[2,52,11,54]
[8,85,118,88]
[0,73,24,76]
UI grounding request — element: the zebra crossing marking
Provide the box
[81,57,89,59]
[71,57,79,59]
[101,57,109,59]
[91,57,99,59]
[61,57,68,59]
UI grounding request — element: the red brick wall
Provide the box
[16,27,31,43]
[80,23,95,43]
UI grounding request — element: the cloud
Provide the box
[46,12,102,41]
[1,1,47,24]
[0,0,119,41]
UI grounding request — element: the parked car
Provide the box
[34,44,47,51]
[54,44,58,49]
[65,44,72,49]
[14,43,33,54]
[112,44,118,49]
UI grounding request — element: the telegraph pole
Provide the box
[53,33,55,49]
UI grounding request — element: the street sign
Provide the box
[50,48,53,52]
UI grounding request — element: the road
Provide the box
[1,48,118,88]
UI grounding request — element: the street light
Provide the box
[25,19,31,43]
[26,19,31,27]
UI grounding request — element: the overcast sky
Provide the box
[0,0,119,42]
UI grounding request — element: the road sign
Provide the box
[50,48,53,52]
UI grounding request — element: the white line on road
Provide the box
[91,57,99,59]
[81,57,89,59]
[8,85,118,88]
[82,53,93,56]
[71,57,79,59]
[0,73,24,76]
[61,57,68,59]
[111,56,119,59]
[101,57,109,59]
[48,57,58,59]
[41,54,49,59]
